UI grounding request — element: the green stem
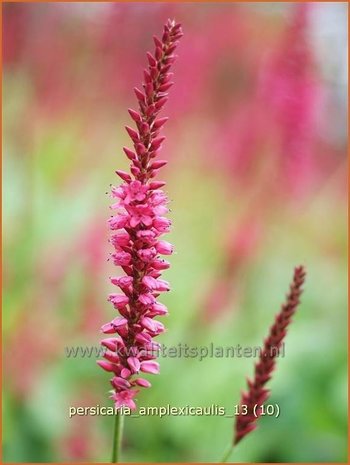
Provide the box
[220,444,234,463]
[111,412,124,463]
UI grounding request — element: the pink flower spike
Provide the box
[99,19,182,410]
[140,361,160,375]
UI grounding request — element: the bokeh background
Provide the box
[3,2,347,463]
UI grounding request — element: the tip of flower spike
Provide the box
[167,18,176,28]
[166,18,182,32]
[295,265,306,277]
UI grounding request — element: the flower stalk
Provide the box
[111,412,124,463]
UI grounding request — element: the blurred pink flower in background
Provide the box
[199,4,328,325]
[259,3,321,196]
[78,219,108,335]
[4,300,60,397]
[60,392,105,462]
[207,3,323,197]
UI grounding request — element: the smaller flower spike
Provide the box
[234,266,306,445]
[98,19,183,411]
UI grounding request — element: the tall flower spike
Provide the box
[234,266,306,445]
[98,19,183,411]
